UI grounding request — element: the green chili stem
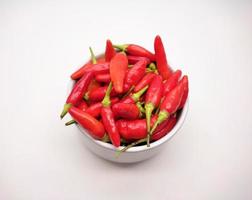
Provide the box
[113,44,128,51]
[60,103,72,119]
[116,138,147,157]
[132,85,148,102]
[101,82,113,107]
[65,119,76,126]
[89,47,97,64]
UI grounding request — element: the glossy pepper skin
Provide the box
[70,57,106,80]
[101,82,121,147]
[84,63,110,75]
[95,73,111,83]
[127,55,151,65]
[134,73,156,92]
[112,103,140,120]
[88,86,117,102]
[105,39,116,62]
[151,115,177,141]
[85,98,119,118]
[163,70,182,96]
[60,71,94,119]
[71,47,105,80]
[123,59,147,92]
[178,75,189,109]
[114,44,155,61]
[68,106,105,139]
[150,77,185,135]
[116,116,157,140]
[154,35,173,80]
[144,75,163,139]
[83,79,100,100]
[65,101,89,126]
[109,53,128,93]
[77,101,88,111]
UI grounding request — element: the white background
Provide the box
[1,0,252,199]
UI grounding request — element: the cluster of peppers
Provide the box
[61,35,189,152]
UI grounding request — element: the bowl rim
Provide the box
[67,53,189,153]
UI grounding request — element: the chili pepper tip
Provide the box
[60,103,72,119]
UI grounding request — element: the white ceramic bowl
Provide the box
[67,80,189,164]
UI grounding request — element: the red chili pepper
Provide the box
[112,103,140,120]
[85,98,119,118]
[65,101,88,126]
[178,75,189,109]
[163,70,182,96]
[101,82,121,147]
[151,115,177,141]
[88,85,117,102]
[144,75,163,138]
[83,79,100,100]
[134,73,156,92]
[71,47,106,80]
[68,106,105,139]
[84,63,109,75]
[150,78,184,136]
[95,73,111,83]
[109,53,128,93]
[120,85,148,104]
[114,44,155,61]
[123,59,147,92]
[127,55,151,65]
[105,39,116,62]
[60,71,94,119]
[116,116,157,140]
[154,35,173,80]
[77,101,88,111]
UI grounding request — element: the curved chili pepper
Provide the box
[134,73,156,92]
[71,47,106,80]
[109,53,128,93]
[178,75,189,109]
[120,85,148,104]
[95,73,111,83]
[163,70,182,96]
[84,63,109,75]
[114,44,155,61]
[112,103,140,120]
[144,75,163,143]
[150,78,185,135]
[127,55,151,65]
[65,97,120,127]
[116,116,157,140]
[152,115,177,141]
[65,101,88,126]
[154,35,172,80]
[83,79,100,100]
[88,85,117,102]
[68,106,105,139]
[123,59,147,92]
[105,39,116,62]
[101,82,121,147]
[84,97,119,118]
[60,71,94,119]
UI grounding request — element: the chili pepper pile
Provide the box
[61,35,189,152]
